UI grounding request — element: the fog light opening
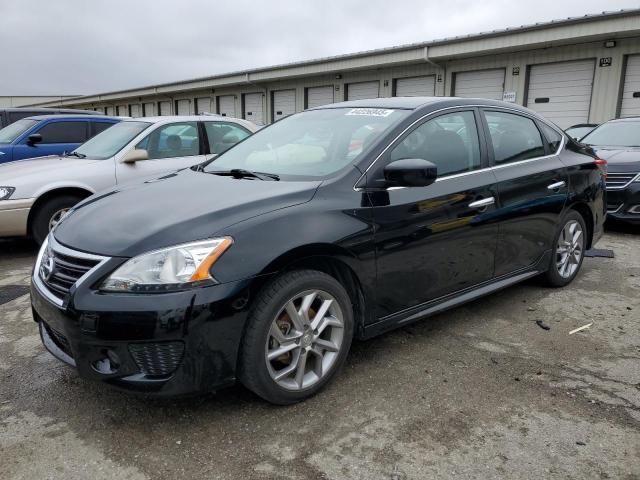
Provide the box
[91,349,121,374]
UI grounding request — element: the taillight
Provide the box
[595,158,607,178]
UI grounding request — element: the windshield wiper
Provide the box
[64,151,86,158]
[209,168,280,181]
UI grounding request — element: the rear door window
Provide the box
[36,121,88,143]
[203,121,251,154]
[483,111,545,164]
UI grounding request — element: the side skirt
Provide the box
[362,250,551,339]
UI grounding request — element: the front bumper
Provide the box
[0,198,34,237]
[31,266,254,397]
[607,183,640,224]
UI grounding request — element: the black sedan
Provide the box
[31,97,606,404]
[580,117,640,224]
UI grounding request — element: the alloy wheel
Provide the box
[265,289,344,391]
[555,219,584,278]
[48,208,70,231]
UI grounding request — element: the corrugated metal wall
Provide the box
[71,37,640,127]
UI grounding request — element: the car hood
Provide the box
[594,148,640,171]
[54,169,322,257]
[0,155,101,186]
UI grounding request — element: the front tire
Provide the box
[239,270,354,405]
[31,195,83,245]
[542,210,587,287]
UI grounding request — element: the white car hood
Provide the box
[1,156,104,199]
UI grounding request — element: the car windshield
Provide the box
[581,121,640,147]
[203,108,410,179]
[73,121,150,159]
[0,119,39,144]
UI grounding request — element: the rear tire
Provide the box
[542,210,587,288]
[31,195,83,245]
[239,269,354,405]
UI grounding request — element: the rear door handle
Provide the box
[547,181,566,190]
[468,197,495,209]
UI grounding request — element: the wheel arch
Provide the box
[27,187,93,236]
[249,243,370,338]
[566,201,595,249]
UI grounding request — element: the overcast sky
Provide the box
[1,0,638,96]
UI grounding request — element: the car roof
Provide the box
[122,115,258,130]
[24,114,121,121]
[606,117,640,123]
[313,96,539,114]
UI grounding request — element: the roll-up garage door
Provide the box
[273,90,296,121]
[217,96,235,117]
[620,55,640,117]
[346,81,379,101]
[94,107,104,114]
[306,86,334,109]
[526,60,595,128]
[105,106,115,116]
[196,97,212,114]
[116,105,128,116]
[243,93,264,124]
[394,76,435,96]
[129,104,141,118]
[176,99,191,116]
[453,69,505,100]
[159,101,171,116]
[143,102,155,117]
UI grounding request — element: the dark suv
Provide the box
[580,117,640,224]
[31,98,606,404]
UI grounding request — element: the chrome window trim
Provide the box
[354,104,565,192]
[33,234,110,308]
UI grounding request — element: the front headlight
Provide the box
[0,187,15,200]
[101,237,233,293]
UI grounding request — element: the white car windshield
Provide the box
[204,108,409,179]
[73,121,151,159]
[0,119,39,144]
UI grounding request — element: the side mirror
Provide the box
[383,159,437,188]
[121,148,149,164]
[27,133,43,145]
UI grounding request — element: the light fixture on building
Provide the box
[335,74,342,79]
[604,40,616,48]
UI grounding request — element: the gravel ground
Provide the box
[0,225,639,480]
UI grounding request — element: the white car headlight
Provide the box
[101,237,233,293]
[0,187,15,200]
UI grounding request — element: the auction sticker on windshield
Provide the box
[346,108,395,117]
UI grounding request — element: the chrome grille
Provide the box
[34,236,108,305]
[605,172,638,190]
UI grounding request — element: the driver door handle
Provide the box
[468,197,495,209]
[547,181,566,190]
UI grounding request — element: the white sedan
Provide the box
[0,115,258,244]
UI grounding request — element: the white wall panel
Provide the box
[620,54,640,117]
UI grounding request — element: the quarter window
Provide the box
[538,122,563,153]
[136,122,199,160]
[390,111,481,176]
[36,121,88,143]
[203,122,251,154]
[483,111,545,164]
